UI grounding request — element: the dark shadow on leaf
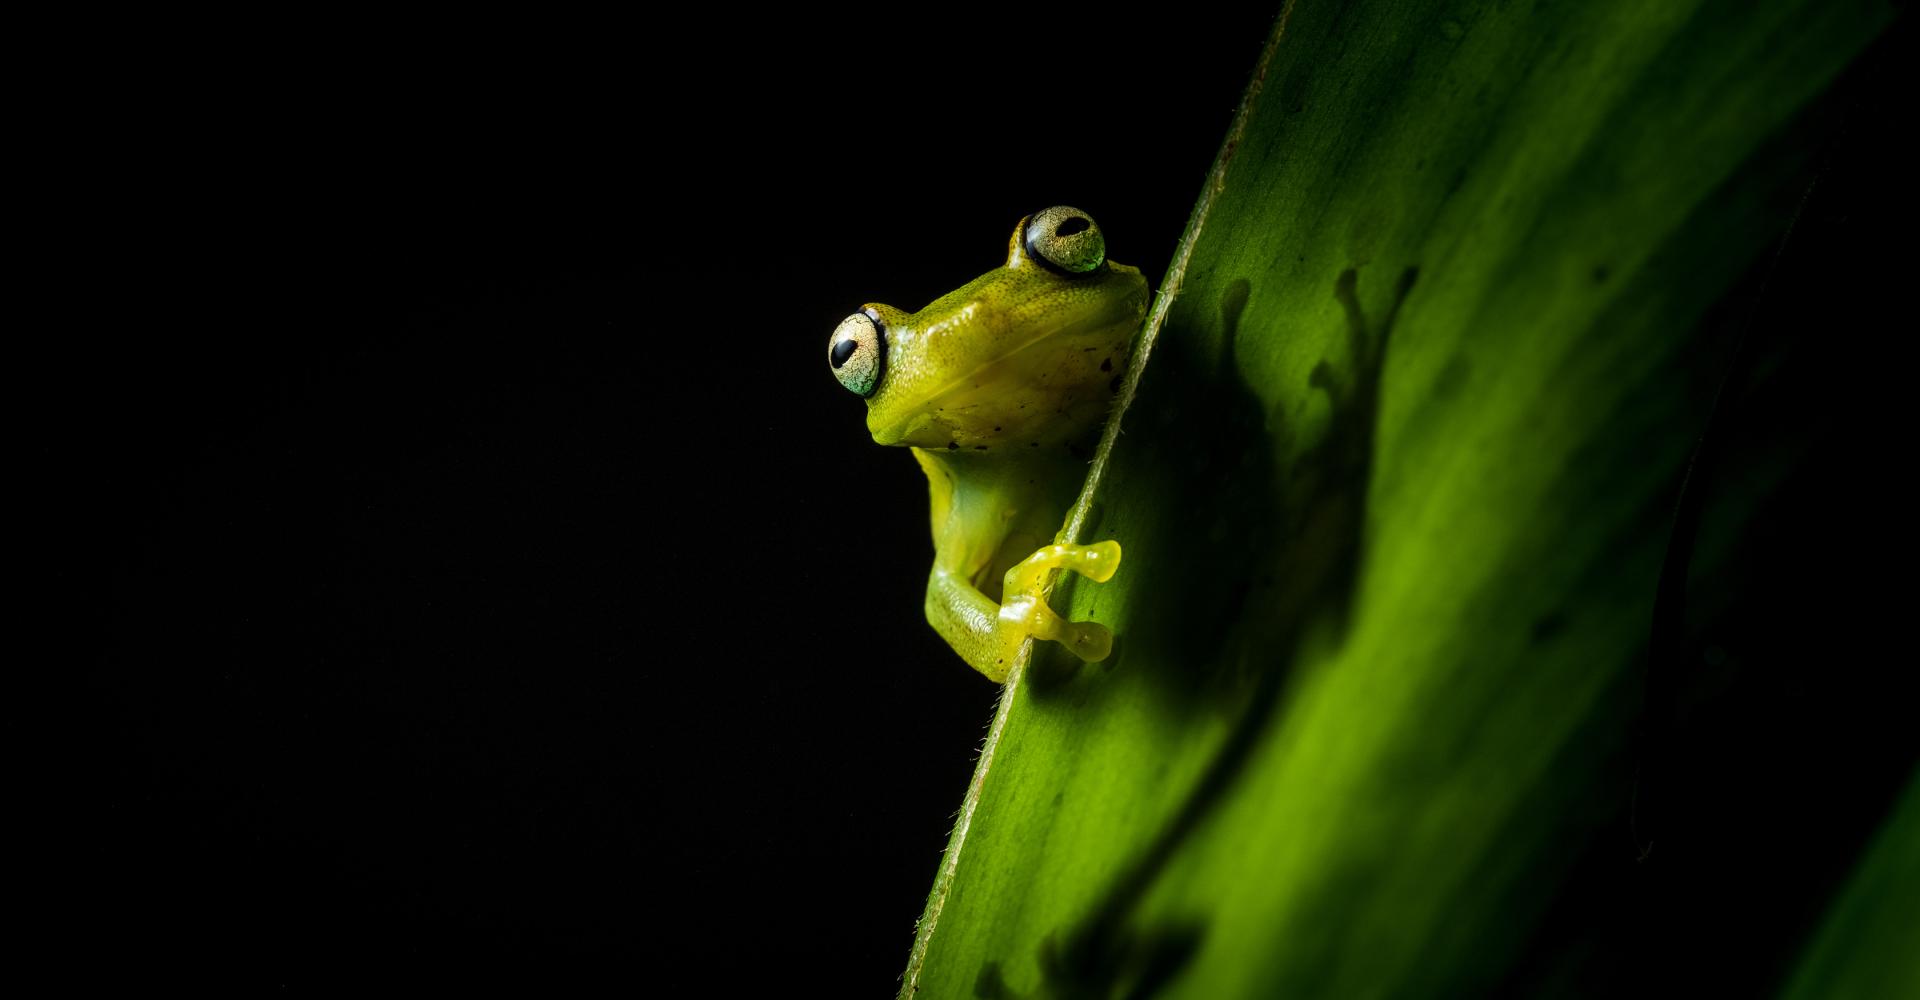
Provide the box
[1027,277,1271,702]
[1026,264,1417,996]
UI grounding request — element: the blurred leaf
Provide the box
[902,1,1898,997]
[1781,767,1920,1000]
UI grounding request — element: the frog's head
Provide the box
[828,206,1149,451]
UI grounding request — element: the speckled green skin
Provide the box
[851,212,1147,681]
[863,225,1147,450]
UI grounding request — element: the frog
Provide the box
[827,206,1149,683]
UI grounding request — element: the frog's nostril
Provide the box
[1056,217,1091,237]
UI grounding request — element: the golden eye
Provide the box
[1024,205,1106,275]
[828,309,885,397]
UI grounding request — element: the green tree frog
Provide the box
[827,206,1148,683]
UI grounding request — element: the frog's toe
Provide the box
[1062,619,1113,662]
[1075,540,1122,583]
[1000,594,1113,663]
[1003,540,1124,594]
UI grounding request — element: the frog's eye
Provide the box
[1024,205,1107,275]
[829,308,885,397]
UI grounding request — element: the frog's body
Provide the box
[829,207,1147,682]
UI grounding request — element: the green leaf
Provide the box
[902,1,1898,997]
[1781,767,1920,1000]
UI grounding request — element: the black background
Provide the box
[64,9,1279,989]
[60,8,1908,992]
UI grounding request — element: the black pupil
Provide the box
[1056,216,1091,237]
[831,337,859,369]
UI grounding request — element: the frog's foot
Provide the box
[997,540,1123,665]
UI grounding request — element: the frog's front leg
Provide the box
[915,447,1123,683]
[925,540,1121,684]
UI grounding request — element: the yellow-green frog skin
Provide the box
[828,206,1148,683]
